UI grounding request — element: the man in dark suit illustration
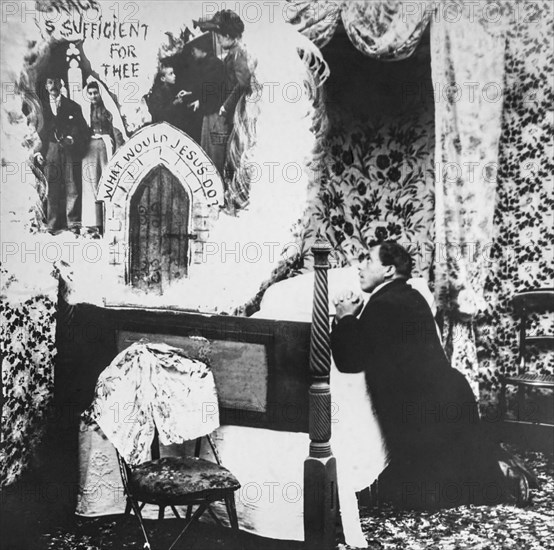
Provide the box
[331,241,522,509]
[186,34,226,174]
[35,77,89,233]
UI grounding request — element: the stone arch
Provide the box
[97,123,224,287]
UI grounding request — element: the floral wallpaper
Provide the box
[1,294,57,486]
[476,0,554,406]
[303,35,436,278]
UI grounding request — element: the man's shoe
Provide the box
[514,469,530,507]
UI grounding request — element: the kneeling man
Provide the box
[331,241,520,509]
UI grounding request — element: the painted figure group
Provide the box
[36,9,251,234]
[35,78,120,235]
[146,9,251,202]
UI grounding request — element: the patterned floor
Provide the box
[1,448,552,550]
[360,450,554,550]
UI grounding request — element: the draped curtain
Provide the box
[341,0,434,59]
[431,1,507,393]
[284,0,342,49]
[431,3,506,316]
[288,1,508,394]
[286,0,434,58]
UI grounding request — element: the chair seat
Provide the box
[129,456,241,504]
[504,373,554,387]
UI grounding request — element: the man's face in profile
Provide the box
[358,246,390,293]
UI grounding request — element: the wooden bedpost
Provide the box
[304,238,338,550]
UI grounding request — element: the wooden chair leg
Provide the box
[170,505,181,519]
[206,504,224,526]
[224,494,239,530]
[499,380,507,421]
[225,495,244,550]
[168,503,208,550]
[517,385,525,421]
[127,496,153,550]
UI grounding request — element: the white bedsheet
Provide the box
[249,266,390,546]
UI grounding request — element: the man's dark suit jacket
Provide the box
[189,54,226,116]
[39,95,90,157]
[331,278,504,508]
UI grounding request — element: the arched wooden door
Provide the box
[129,165,191,292]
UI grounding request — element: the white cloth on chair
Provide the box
[86,342,219,466]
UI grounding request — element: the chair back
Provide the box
[513,289,554,373]
[513,289,554,315]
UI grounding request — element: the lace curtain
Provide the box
[284,0,342,49]
[286,0,434,59]
[431,2,507,393]
[432,2,506,316]
[341,0,434,59]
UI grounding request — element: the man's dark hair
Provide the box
[86,81,99,91]
[46,76,62,87]
[213,10,244,39]
[378,241,413,278]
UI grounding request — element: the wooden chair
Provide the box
[500,289,554,426]
[117,432,240,550]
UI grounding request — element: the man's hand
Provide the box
[34,152,44,166]
[174,90,191,104]
[188,99,200,112]
[218,105,226,117]
[333,290,363,320]
[63,135,74,146]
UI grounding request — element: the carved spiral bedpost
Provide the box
[304,238,338,550]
